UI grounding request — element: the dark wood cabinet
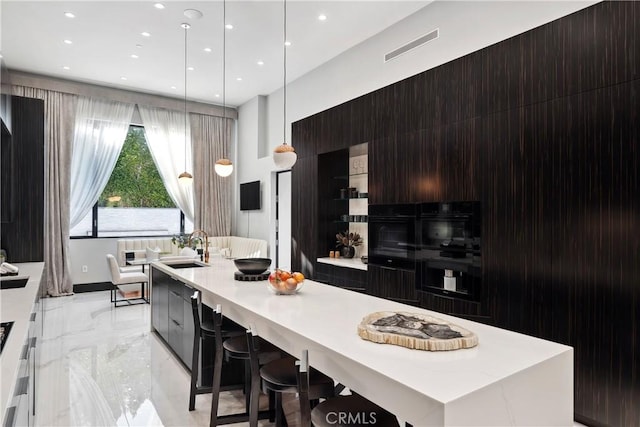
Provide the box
[0,96,44,262]
[315,263,366,293]
[367,265,418,305]
[291,3,640,424]
[151,268,169,342]
[154,270,194,369]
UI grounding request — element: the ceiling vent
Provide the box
[384,28,439,62]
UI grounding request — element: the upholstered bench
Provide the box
[116,238,188,267]
[116,236,268,267]
[208,236,268,259]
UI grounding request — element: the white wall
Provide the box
[69,238,119,285]
[235,0,598,265]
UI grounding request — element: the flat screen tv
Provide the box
[240,180,261,211]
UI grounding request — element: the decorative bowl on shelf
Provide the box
[267,269,305,295]
[233,258,272,275]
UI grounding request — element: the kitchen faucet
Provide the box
[189,230,210,263]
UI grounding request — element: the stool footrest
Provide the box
[215,409,273,425]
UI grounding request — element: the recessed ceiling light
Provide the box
[236,77,242,81]
[64,39,73,44]
[318,14,327,21]
[120,76,127,80]
[171,86,177,90]
[225,24,233,30]
[64,12,75,18]
[215,94,220,98]
[154,3,165,9]
[130,54,139,59]
[284,41,291,47]
[187,66,194,71]
[141,32,151,37]
[204,47,212,53]
[257,60,264,66]
[63,66,70,70]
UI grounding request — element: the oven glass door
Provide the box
[368,217,416,269]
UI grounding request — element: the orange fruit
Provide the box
[279,271,291,281]
[285,278,298,290]
[292,272,305,283]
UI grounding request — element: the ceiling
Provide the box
[1,1,430,107]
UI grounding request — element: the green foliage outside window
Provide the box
[99,127,175,208]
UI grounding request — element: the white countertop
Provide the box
[152,259,573,425]
[317,257,368,271]
[1,262,44,420]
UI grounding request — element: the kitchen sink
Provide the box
[165,262,208,269]
[0,277,29,289]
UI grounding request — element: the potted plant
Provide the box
[171,233,200,250]
[335,231,363,259]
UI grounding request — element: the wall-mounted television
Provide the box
[240,180,261,211]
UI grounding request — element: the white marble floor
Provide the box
[35,291,295,427]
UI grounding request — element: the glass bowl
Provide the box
[267,270,305,295]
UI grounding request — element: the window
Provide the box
[70,126,193,237]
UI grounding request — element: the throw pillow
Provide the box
[180,247,198,258]
[146,246,161,261]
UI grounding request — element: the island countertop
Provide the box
[151,259,573,426]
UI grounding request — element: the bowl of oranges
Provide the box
[267,269,305,295]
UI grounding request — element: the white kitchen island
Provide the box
[151,258,573,426]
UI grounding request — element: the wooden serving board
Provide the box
[357,311,478,351]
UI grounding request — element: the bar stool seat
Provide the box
[260,357,334,395]
[223,335,281,363]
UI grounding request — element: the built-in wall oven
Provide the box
[417,201,482,300]
[368,204,418,270]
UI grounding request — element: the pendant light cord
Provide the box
[223,0,227,157]
[283,0,287,145]
[184,24,188,171]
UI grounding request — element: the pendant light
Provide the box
[178,22,193,183]
[272,0,297,169]
[214,0,233,177]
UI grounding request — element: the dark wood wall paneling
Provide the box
[291,3,639,425]
[290,155,317,279]
[0,96,44,262]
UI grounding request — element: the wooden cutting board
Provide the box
[357,311,478,351]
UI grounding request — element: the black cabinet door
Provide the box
[151,268,169,342]
[182,296,195,371]
[168,281,185,361]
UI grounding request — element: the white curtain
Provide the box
[69,97,135,228]
[137,105,195,222]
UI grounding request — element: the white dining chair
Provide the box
[106,254,149,307]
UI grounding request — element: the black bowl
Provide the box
[233,258,272,275]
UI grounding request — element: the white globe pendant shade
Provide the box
[214,158,233,177]
[178,171,193,184]
[273,144,297,169]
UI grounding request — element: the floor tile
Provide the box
[36,291,298,427]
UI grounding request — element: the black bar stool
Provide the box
[210,314,282,426]
[247,333,335,427]
[297,350,401,427]
[189,291,244,411]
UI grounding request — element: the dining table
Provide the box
[150,258,573,426]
